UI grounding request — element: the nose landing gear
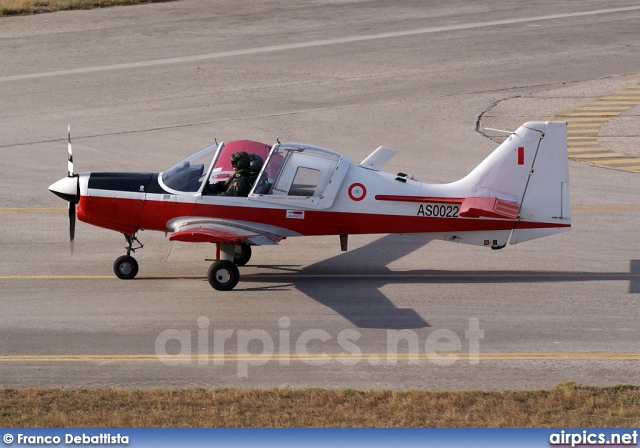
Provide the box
[114,255,139,279]
[113,233,143,280]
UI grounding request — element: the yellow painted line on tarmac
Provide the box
[574,107,632,111]
[566,124,603,128]
[565,142,605,147]
[0,275,114,279]
[565,112,622,117]
[568,147,605,153]
[567,144,603,149]
[566,128,602,133]
[568,123,607,128]
[614,165,640,172]
[568,153,614,158]
[591,158,640,166]
[571,204,640,210]
[0,352,638,363]
[3,272,640,281]
[599,95,640,100]
[563,117,612,121]
[592,101,640,105]
[566,139,602,143]
[550,83,640,173]
[570,152,627,159]
[0,208,66,213]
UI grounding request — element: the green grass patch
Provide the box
[0,382,638,427]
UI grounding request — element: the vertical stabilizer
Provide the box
[448,121,571,245]
[457,122,545,203]
[509,121,570,244]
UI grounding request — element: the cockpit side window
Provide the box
[288,167,321,196]
[249,143,351,210]
[256,146,339,198]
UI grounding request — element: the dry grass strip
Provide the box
[0,0,173,16]
[1,382,638,427]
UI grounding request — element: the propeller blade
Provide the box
[69,201,76,255]
[67,124,74,177]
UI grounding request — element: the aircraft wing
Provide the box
[167,217,300,246]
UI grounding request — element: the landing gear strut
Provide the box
[207,243,249,291]
[113,233,143,280]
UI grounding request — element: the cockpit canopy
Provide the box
[158,140,350,207]
[159,140,271,194]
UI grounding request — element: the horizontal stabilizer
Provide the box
[459,197,519,220]
[359,146,397,171]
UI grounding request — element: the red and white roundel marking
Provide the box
[348,183,366,201]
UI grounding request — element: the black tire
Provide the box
[208,260,240,291]
[233,244,252,266]
[113,255,139,280]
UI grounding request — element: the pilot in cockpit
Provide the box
[249,153,264,184]
[204,151,253,197]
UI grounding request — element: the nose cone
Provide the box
[49,176,79,202]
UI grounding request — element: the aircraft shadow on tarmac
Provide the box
[628,260,640,294]
[242,234,432,330]
[240,235,640,330]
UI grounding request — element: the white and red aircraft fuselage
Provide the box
[49,121,571,290]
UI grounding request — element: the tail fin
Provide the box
[509,122,570,243]
[457,121,570,243]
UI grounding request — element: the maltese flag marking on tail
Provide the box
[517,146,524,165]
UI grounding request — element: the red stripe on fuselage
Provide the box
[375,195,464,204]
[78,196,569,236]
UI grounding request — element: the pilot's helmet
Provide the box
[249,153,264,172]
[230,151,251,170]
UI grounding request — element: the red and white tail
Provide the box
[453,121,571,243]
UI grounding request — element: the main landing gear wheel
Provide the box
[208,260,240,291]
[233,244,252,266]
[113,255,139,280]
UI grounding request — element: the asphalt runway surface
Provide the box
[1,0,639,389]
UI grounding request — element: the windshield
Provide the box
[160,143,220,193]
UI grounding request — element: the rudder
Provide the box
[510,121,571,243]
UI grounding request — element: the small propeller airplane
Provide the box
[49,121,571,291]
